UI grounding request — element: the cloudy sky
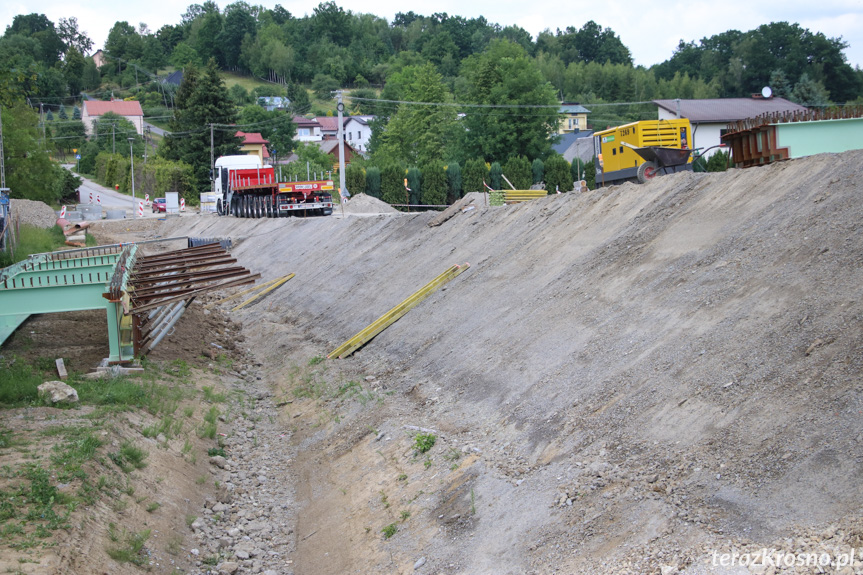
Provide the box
[3,0,862,69]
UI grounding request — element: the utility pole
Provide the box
[210,124,215,194]
[129,138,136,219]
[336,91,347,210]
[0,104,6,188]
[40,103,45,146]
[112,124,115,154]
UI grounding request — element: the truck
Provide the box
[593,119,694,186]
[213,155,334,218]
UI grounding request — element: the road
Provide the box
[64,165,162,219]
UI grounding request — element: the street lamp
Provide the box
[128,137,136,219]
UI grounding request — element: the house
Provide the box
[293,116,323,142]
[235,131,270,164]
[284,139,359,168]
[552,130,595,174]
[558,103,591,134]
[81,100,144,136]
[91,49,106,68]
[258,97,289,112]
[653,96,807,158]
[344,116,375,154]
[314,116,340,139]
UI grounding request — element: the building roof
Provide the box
[315,116,340,132]
[236,131,269,145]
[293,116,322,128]
[559,103,591,114]
[84,100,144,117]
[653,97,807,123]
[163,70,184,86]
[344,115,375,126]
[552,130,594,155]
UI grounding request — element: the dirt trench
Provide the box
[4,150,863,574]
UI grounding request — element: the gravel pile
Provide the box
[9,199,59,229]
[342,193,399,214]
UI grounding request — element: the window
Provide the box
[348,132,352,140]
[298,128,310,137]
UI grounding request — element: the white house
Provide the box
[81,100,144,136]
[653,97,807,158]
[343,116,375,153]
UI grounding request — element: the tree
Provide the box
[219,2,257,68]
[57,17,93,54]
[544,153,572,192]
[345,164,366,195]
[445,162,461,202]
[82,59,100,90]
[63,47,86,95]
[422,162,447,207]
[381,164,406,206]
[238,105,296,158]
[459,40,558,162]
[365,166,381,198]
[503,156,531,189]
[312,73,339,99]
[372,63,458,167]
[161,60,240,194]
[791,73,831,106]
[488,162,502,189]
[6,14,64,65]
[531,158,544,184]
[1,102,67,203]
[53,120,86,158]
[462,158,487,194]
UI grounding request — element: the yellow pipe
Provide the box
[329,263,469,359]
[232,273,294,311]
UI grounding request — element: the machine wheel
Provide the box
[636,161,658,184]
[242,196,249,218]
[266,199,273,218]
[216,199,224,216]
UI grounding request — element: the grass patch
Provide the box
[413,433,436,454]
[381,523,397,539]
[0,358,43,405]
[108,442,148,472]
[106,523,151,566]
[202,386,226,403]
[0,224,66,267]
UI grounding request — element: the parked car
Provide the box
[152,198,166,213]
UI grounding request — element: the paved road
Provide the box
[144,121,168,137]
[64,165,162,219]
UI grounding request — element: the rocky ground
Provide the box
[2,151,863,574]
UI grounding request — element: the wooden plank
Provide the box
[55,358,67,380]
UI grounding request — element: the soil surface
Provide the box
[2,150,863,574]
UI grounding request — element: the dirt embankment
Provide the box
[5,150,862,574]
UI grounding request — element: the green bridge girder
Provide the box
[0,245,137,362]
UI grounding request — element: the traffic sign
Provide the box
[75,154,81,160]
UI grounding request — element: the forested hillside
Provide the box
[1,1,862,205]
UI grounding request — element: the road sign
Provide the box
[75,154,81,160]
[72,148,77,153]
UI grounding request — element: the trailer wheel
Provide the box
[241,196,249,218]
[266,199,273,218]
[636,161,658,184]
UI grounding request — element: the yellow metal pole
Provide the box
[328,263,469,359]
[232,273,295,311]
[204,275,288,309]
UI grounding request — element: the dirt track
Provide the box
[6,150,863,574]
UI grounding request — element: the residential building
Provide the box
[344,116,375,154]
[653,97,807,158]
[258,97,289,112]
[552,130,595,173]
[315,116,340,139]
[91,49,106,68]
[235,131,270,164]
[558,103,591,134]
[81,100,144,136]
[293,116,323,142]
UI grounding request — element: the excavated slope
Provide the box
[162,150,863,573]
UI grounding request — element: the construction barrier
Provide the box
[328,263,470,359]
[97,194,101,206]
[180,198,186,212]
[145,194,150,206]
[89,192,93,203]
[138,201,144,217]
[60,205,66,218]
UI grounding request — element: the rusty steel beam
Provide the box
[134,252,234,271]
[131,269,253,300]
[131,266,250,288]
[132,274,260,314]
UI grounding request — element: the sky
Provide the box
[3,0,862,70]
